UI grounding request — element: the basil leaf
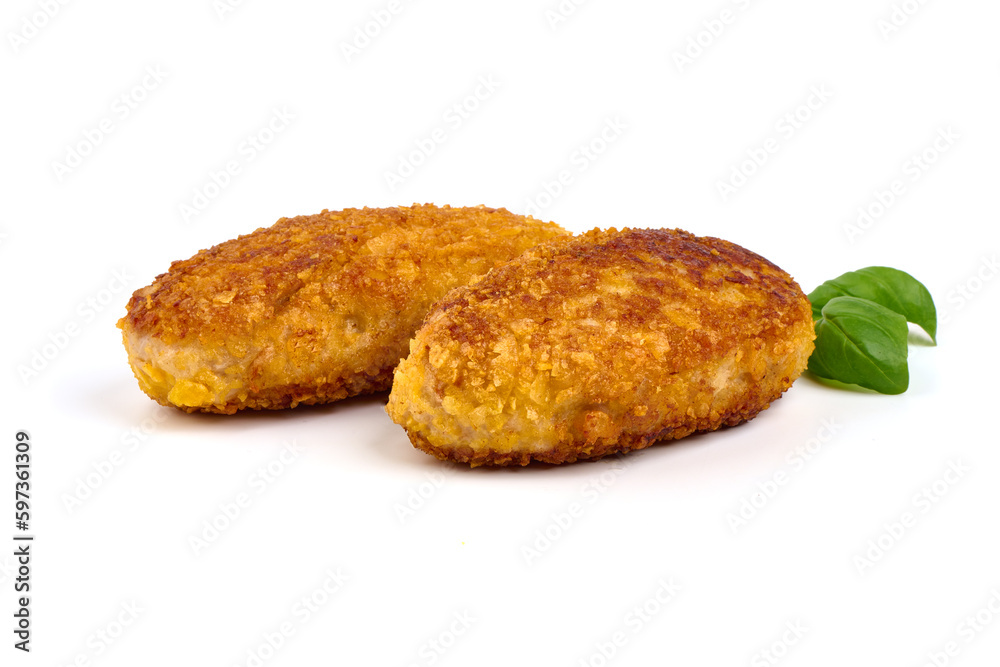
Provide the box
[808,296,909,395]
[808,266,936,343]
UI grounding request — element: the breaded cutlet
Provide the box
[386,227,815,466]
[118,204,568,414]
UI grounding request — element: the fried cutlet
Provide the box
[118,204,568,414]
[386,227,815,466]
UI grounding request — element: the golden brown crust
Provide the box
[386,227,815,466]
[118,204,567,413]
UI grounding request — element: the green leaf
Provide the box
[808,266,936,343]
[808,296,910,395]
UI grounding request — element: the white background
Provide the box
[2,0,999,665]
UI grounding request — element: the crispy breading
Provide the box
[118,204,568,414]
[386,227,815,466]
